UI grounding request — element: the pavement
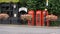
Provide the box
[0,24,60,34]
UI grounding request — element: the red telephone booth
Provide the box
[36,10,41,26]
[42,9,49,26]
[28,10,34,26]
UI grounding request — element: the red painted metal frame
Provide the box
[36,10,41,26]
[42,10,49,26]
[28,10,34,26]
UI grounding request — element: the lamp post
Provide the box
[46,0,48,7]
[13,4,17,17]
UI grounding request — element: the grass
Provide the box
[0,0,19,3]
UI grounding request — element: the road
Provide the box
[0,24,60,34]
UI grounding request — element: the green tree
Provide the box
[48,0,60,15]
[19,0,28,7]
[19,0,60,15]
[26,0,60,15]
[26,0,45,11]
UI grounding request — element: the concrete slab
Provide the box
[0,24,60,34]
